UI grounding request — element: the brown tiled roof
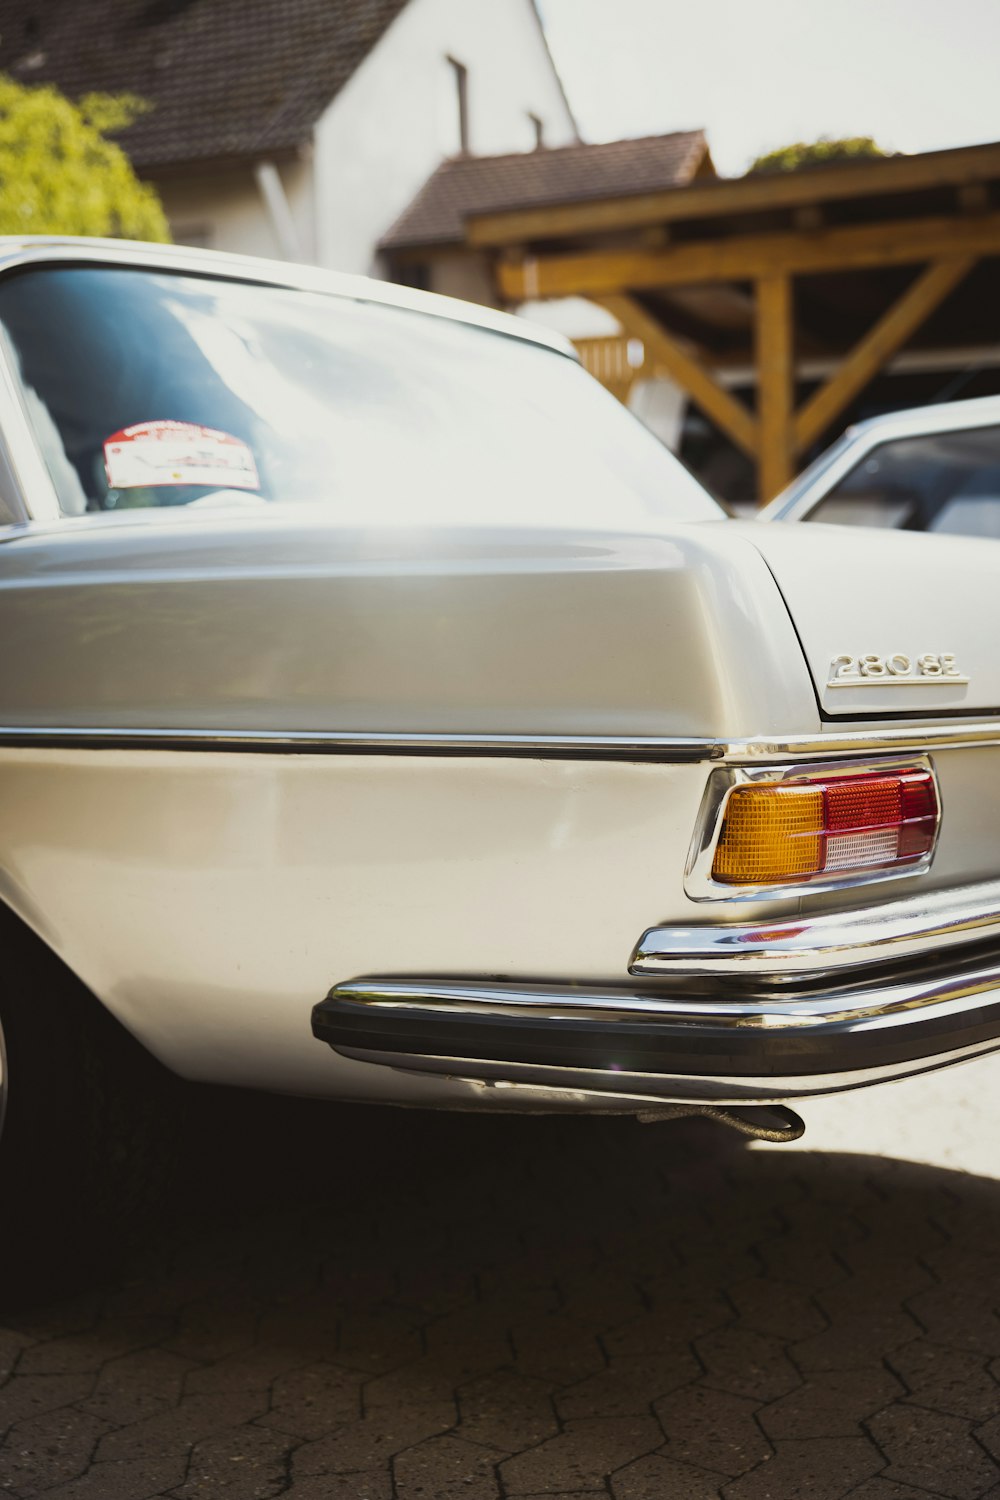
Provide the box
[379,130,711,251]
[0,0,410,170]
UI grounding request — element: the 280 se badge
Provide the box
[828,652,970,686]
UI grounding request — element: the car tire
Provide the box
[0,920,174,1309]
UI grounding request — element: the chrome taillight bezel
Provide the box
[684,755,941,902]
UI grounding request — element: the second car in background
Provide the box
[759,393,1000,537]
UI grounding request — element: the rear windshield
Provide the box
[0,266,719,529]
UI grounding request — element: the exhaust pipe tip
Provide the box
[637,1103,806,1143]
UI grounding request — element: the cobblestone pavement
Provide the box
[3,1068,1000,1500]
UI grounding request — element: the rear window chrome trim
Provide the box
[0,240,577,361]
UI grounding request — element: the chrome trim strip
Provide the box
[632,875,1000,979]
[683,755,939,901]
[1,721,1000,762]
[826,675,970,688]
[726,723,1000,759]
[0,726,717,762]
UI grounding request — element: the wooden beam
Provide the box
[793,257,975,452]
[495,210,1000,299]
[958,183,990,212]
[468,140,1000,247]
[756,276,794,502]
[600,294,758,459]
[794,204,824,231]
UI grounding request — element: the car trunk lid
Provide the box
[742,521,1000,718]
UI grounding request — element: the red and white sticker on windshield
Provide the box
[103,420,260,491]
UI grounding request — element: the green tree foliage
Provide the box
[749,136,890,175]
[0,75,170,240]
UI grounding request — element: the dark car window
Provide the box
[804,424,1000,536]
[0,265,719,529]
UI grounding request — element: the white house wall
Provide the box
[312,0,577,276]
[628,377,688,453]
[426,252,496,305]
[155,158,316,263]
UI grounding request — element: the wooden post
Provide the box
[755,274,794,504]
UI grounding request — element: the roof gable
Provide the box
[379,130,711,251]
[0,0,410,169]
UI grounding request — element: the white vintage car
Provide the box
[1,238,999,1252]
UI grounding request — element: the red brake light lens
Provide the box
[712,767,939,887]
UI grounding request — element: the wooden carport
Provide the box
[467,142,1000,502]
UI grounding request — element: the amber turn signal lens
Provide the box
[711,769,939,887]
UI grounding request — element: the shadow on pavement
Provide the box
[2,1087,999,1498]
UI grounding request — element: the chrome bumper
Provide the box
[312,879,1000,1105]
[630,877,1000,980]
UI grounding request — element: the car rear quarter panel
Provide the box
[0,733,997,1102]
[0,746,715,1098]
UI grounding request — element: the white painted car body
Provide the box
[2,239,1000,1123]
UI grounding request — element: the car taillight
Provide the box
[711,768,939,887]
